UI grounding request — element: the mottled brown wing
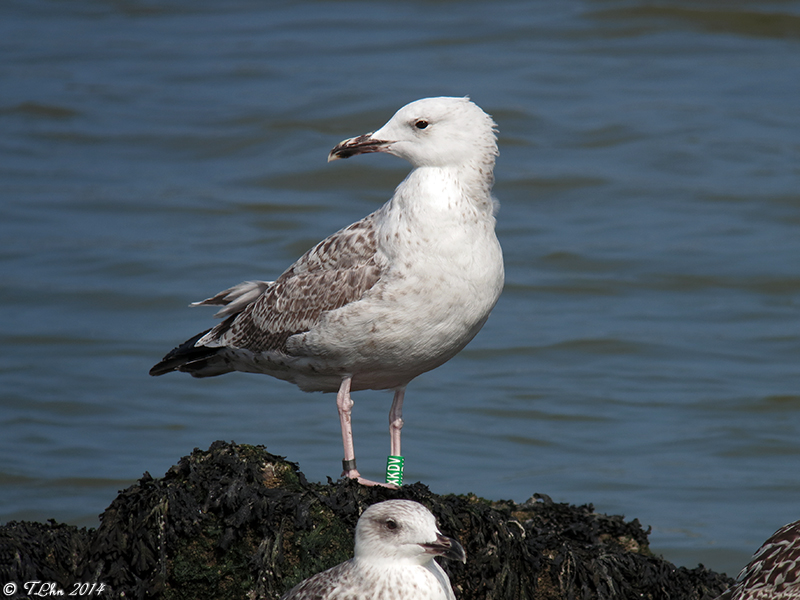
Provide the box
[203,212,383,353]
[722,519,800,600]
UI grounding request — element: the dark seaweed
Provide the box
[0,442,733,600]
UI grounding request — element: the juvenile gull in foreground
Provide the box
[280,499,465,600]
[150,96,504,485]
[716,519,800,600]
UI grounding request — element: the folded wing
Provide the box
[150,212,383,377]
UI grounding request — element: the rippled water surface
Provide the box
[2,0,800,577]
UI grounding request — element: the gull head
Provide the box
[353,499,466,567]
[328,96,498,170]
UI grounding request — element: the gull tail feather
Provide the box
[191,280,270,318]
[149,329,232,377]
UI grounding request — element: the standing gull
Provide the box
[150,97,504,485]
[280,499,465,600]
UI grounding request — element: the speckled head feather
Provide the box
[354,499,465,565]
[280,500,464,600]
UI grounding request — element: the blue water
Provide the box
[2,0,800,578]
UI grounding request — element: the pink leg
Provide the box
[389,387,405,457]
[336,377,392,487]
[337,377,360,479]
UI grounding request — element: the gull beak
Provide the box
[328,133,392,162]
[421,533,466,564]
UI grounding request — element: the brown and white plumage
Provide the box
[279,500,465,600]
[151,214,383,379]
[150,97,504,484]
[717,519,800,600]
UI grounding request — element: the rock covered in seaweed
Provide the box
[0,441,733,599]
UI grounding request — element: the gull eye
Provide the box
[385,519,398,530]
[414,120,429,130]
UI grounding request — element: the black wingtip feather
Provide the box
[149,329,220,376]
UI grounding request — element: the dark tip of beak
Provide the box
[328,133,390,162]
[421,534,466,564]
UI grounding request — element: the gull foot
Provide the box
[341,469,399,488]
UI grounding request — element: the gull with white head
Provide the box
[280,499,465,600]
[150,97,504,485]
